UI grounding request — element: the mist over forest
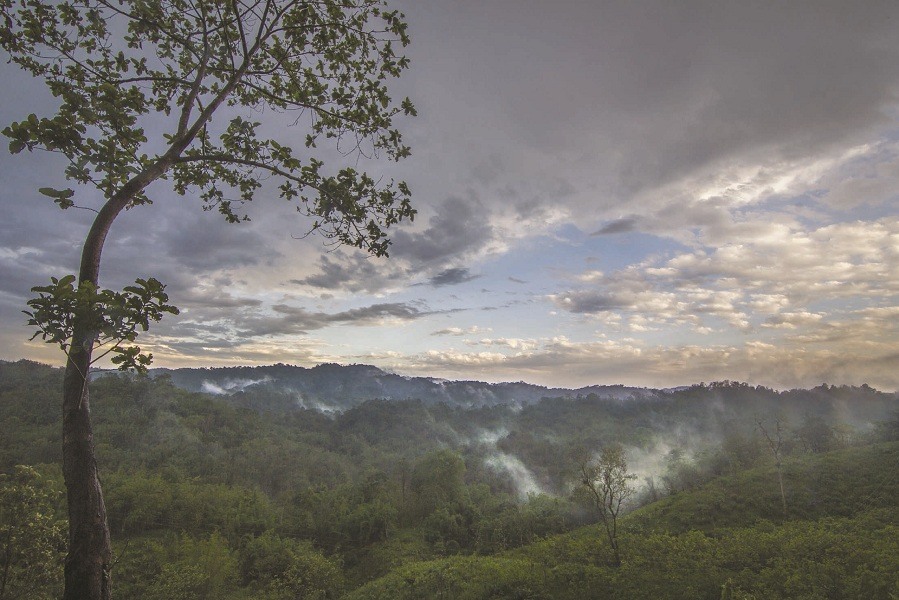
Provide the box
[153,362,897,497]
[3,359,898,598]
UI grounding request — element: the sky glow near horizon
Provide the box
[1,0,898,390]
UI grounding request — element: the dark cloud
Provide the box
[177,289,263,309]
[429,267,480,287]
[471,155,504,185]
[234,302,434,337]
[508,277,527,284]
[0,252,67,298]
[391,196,493,266]
[105,202,277,277]
[402,0,899,205]
[164,321,235,337]
[556,291,629,314]
[289,252,404,294]
[325,302,429,324]
[592,218,639,236]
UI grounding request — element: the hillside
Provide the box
[348,442,899,600]
[144,362,655,410]
[1,359,897,599]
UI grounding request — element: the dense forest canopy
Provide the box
[2,359,897,598]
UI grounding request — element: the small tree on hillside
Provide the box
[0,1,416,598]
[757,418,788,516]
[578,445,636,567]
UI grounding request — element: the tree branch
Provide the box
[177,38,211,137]
[174,153,303,183]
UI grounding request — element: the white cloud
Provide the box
[467,337,540,352]
[431,325,491,336]
[762,312,826,330]
[368,334,899,391]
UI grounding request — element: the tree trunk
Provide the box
[2,527,12,599]
[602,516,621,568]
[62,339,111,600]
[60,183,134,599]
[776,463,787,516]
[62,340,112,600]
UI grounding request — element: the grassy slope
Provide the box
[630,441,899,532]
[345,442,899,600]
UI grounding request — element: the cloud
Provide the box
[552,285,750,333]
[391,195,494,266]
[291,195,497,294]
[762,312,825,330]
[139,301,443,362]
[431,325,489,336]
[148,336,337,368]
[553,216,898,337]
[323,302,433,324]
[235,301,436,336]
[655,218,899,300]
[592,218,638,236]
[403,0,899,229]
[467,337,539,351]
[177,288,263,309]
[376,334,899,391]
[289,251,406,294]
[428,267,480,287]
[819,149,899,209]
[553,291,630,314]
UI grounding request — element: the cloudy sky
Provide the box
[2,0,898,390]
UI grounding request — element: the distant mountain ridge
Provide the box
[148,362,658,410]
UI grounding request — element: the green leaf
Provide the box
[38,187,75,199]
[38,187,76,209]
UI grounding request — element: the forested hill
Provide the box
[2,359,898,599]
[131,362,895,417]
[144,362,656,409]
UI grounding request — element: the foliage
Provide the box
[344,555,549,600]
[24,276,179,373]
[0,465,66,600]
[241,532,344,599]
[140,533,237,600]
[0,0,416,254]
[630,442,899,533]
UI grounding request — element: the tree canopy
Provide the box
[2,0,416,253]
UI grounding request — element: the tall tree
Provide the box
[579,445,636,567]
[0,1,416,598]
[757,418,788,515]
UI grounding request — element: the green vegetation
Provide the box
[1,360,897,598]
[0,465,66,599]
[350,446,899,600]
